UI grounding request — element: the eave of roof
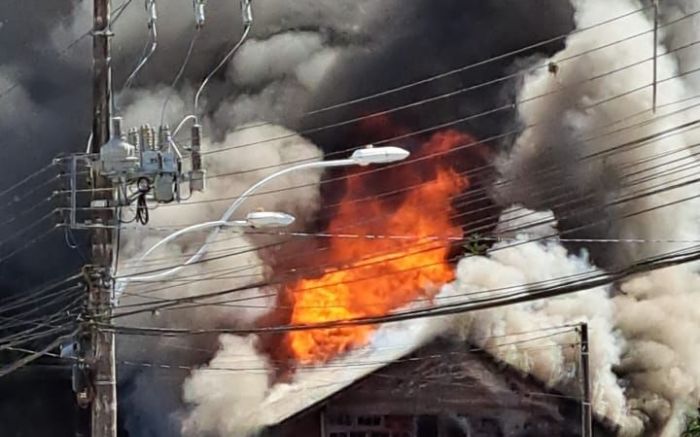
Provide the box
[257,314,445,427]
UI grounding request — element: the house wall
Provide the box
[264,340,618,437]
[265,410,321,437]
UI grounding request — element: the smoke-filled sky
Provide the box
[0,0,574,284]
[3,0,700,436]
[0,1,572,435]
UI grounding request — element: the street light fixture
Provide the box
[118,145,410,286]
[226,211,296,228]
[244,211,296,228]
[350,146,410,165]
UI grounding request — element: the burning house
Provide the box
[4,0,700,434]
[90,0,700,436]
[262,338,619,437]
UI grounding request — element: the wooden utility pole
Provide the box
[579,323,593,437]
[89,0,116,435]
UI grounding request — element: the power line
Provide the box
[0,307,79,340]
[112,114,700,285]
[116,0,158,112]
[221,5,655,136]
[0,162,57,200]
[0,194,58,228]
[159,28,201,127]
[0,174,61,211]
[0,286,83,329]
[112,171,700,318]
[0,226,60,265]
[0,320,79,352]
[5,326,580,406]
[65,85,700,221]
[120,332,579,375]
[0,272,83,314]
[118,261,600,312]
[0,330,78,379]
[51,47,700,245]
[200,60,700,197]
[116,160,700,303]
[107,240,700,337]
[82,96,700,300]
[0,0,134,107]
[201,12,700,161]
[143,323,578,358]
[0,210,58,249]
[118,160,700,306]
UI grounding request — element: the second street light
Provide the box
[118,145,410,286]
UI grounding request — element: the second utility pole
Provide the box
[579,323,593,437]
[89,0,117,435]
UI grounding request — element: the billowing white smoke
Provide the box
[86,1,390,435]
[178,283,452,436]
[657,0,700,95]
[213,31,341,130]
[456,256,700,436]
[447,207,641,434]
[499,0,700,265]
[614,267,700,436]
[181,335,271,437]
[112,0,377,353]
[493,0,700,434]
[38,0,700,435]
[115,120,324,434]
[50,0,384,138]
[128,0,700,434]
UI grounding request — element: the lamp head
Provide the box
[245,211,295,228]
[350,146,410,166]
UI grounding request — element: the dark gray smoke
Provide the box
[0,2,92,434]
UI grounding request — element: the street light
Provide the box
[226,212,296,228]
[117,211,295,285]
[118,145,410,285]
[244,211,296,228]
[350,146,410,165]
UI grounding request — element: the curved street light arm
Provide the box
[117,159,354,287]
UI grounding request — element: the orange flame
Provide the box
[285,130,470,364]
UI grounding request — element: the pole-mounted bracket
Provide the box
[90,29,115,37]
[82,264,113,300]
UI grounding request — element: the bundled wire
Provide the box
[108,240,700,337]
[190,0,253,123]
[111,160,700,319]
[135,191,149,225]
[159,28,201,128]
[115,0,158,113]
[0,330,78,379]
[111,107,700,286]
[200,7,700,160]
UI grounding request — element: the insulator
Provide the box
[146,0,158,29]
[111,117,124,139]
[100,123,138,177]
[193,0,206,28]
[128,128,141,151]
[240,0,253,26]
[191,124,202,171]
[140,124,156,150]
[158,124,171,150]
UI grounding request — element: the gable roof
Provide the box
[257,316,444,427]
[258,328,619,435]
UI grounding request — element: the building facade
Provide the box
[264,339,617,437]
